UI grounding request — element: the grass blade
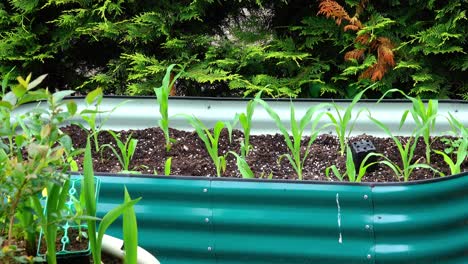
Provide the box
[82,138,97,263]
[123,187,138,264]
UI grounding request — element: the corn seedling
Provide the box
[435,113,468,175]
[325,146,379,182]
[82,138,141,264]
[100,131,138,172]
[327,84,376,156]
[152,157,172,176]
[434,140,467,175]
[234,93,260,158]
[79,88,103,152]
[369,116,440,181]
[80,88,128,152]
[228,151,255,179]
[154,64,183,151]
[379,89,438,164]
[255,98,330,180]
[183,115,233,177]
[164,157,172,176]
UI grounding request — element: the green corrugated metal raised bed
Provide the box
[13,97,468,263]
[93,172,467,264]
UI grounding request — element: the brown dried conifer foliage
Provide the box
[318,0,395,81]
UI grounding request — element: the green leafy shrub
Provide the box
[0,73,78,263]
[0,1,465,98]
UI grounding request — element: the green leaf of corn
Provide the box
[123,187,138,264]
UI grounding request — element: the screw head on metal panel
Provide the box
[207,247,212,251]
[205,217,210,223]
[203,188,208,193]
[364,194,368,200]
[367,254,372,259]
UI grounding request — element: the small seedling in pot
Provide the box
[327,83,377,156]
[100,131,138,172]
[182,115,233,177]
[154,64,183,152]
[255,97,330,180]
[379,89,438,164]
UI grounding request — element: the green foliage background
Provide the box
[0,0,466,98]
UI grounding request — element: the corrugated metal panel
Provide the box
[96,175,215,264]
[93,174,467,264]
[371,174,468,264]
[13,97,467,136]
[210,180,374,264]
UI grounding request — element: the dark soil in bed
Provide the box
[61,125,467,182]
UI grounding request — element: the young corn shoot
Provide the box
[379,89,438,164]
[434,113,468,175]
[80,87,128,152]
[327,84,377,156]
[80,88,103,152]
[325,146,379,182]
[153,157,172,176]
[228,151,255,179]
[100,131,138,172]
[434,140,467,175]
[183,115,233,177]
[255,98,330,180]
[234,93,260,158]
[165,157,172,176]
[369,116,440,181]
[154,64,183,151]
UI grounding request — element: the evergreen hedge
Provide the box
[0,0,466,99]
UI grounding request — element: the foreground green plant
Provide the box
[31,181,71,264]
[82,138,141,264]
[380,89,438,164]
[0,73,77,263]
[101,131,138,172]
[154,64,183,151]
[325,147,379,182]
[183,115,233,177]
[327,84,376,156]
[369,116,439,181]
[255,98,330,180]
